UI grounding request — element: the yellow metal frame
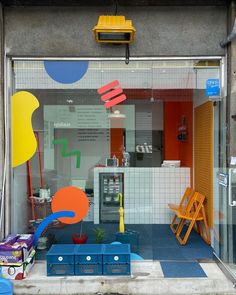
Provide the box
[93,15,136,44]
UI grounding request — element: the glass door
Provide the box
[214,58,236,283]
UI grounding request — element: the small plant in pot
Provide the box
[93,227,105,244]
[72,220,88,244]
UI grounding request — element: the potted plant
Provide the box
[93,227,105,244]
[72,220,88,244]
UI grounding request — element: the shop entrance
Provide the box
[8,57,226,277]
[213,71,236,284]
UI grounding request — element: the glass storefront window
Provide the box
[10,59,221,260]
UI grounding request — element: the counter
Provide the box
[94,167,190,224]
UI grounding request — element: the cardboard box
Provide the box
[0,234,34,264]
[0,249,35,280]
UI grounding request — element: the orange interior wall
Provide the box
[178,102,193,169]
[109,89,193,171]
[164,102,181,160]
[110,128,123,166]
[164,99,193,182]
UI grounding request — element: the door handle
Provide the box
[228,168,236,206]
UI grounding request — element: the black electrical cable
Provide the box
[114,0,118,15]
[125,44,130,65]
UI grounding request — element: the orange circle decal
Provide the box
[51,186,89,224]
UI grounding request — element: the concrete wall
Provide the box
[4,6,227,57]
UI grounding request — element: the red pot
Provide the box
[72,234,88,244]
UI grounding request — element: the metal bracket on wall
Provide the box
[220,18,236,48]
[208,96,222,102]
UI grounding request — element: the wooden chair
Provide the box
[174,192,211,245]
[168,187,194,234]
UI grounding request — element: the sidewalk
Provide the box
[12,260,236,295]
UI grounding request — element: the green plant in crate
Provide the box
[93,227,105,244]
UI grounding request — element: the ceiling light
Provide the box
[108,110,126,119]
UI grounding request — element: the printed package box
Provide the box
[0,234,34,264]
[0,249,35,280]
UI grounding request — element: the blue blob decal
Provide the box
[44,61,89,84]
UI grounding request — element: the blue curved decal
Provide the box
[34,210,75,247]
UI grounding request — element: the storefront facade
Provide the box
[1,0,236,287]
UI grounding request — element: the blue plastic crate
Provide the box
[75,264,103,276]
[103,263,131,276]
[75,244,103,265]
[46,244,76,276]
[47,263,74,276]
[46,244,76,265]
[0,278,12,295]
[103,244,131,264]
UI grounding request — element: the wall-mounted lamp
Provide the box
[93,15,136,44]
[93,14,136,65]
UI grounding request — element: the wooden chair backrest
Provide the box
[185,192,205,215]
[179,187,194,209]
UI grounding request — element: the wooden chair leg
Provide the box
[176,219,196,245]
[175,218,186,240]
[176,218,186,235]
[170,215,178,233]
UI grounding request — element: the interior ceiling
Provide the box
[0,0,230,6]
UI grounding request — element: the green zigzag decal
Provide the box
[53,138,81,168]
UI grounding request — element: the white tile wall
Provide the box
[94,167,190,224]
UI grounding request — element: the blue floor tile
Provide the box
[160,261,207,278]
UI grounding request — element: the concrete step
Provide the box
[12,261,236,295]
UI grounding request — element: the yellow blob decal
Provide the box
[12,91,39,167]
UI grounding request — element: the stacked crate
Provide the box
[75,244,103,275]
[46,244,131,276]
[103,244,131,276]
[47,244,76,276]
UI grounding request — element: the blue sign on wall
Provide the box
[206,79,220,96]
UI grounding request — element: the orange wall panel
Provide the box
[194,101,213,228]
